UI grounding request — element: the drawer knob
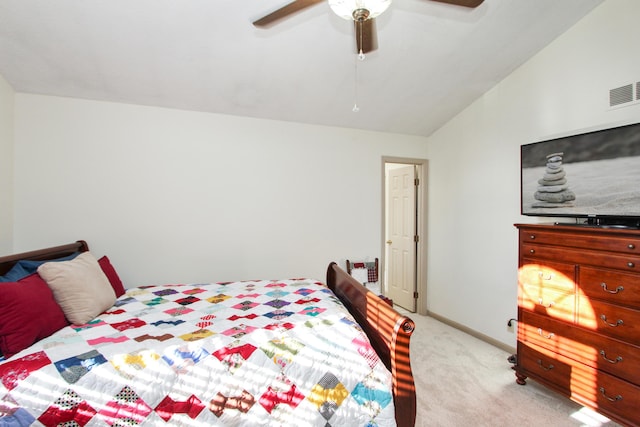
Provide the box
[529,249,535,254]
[599,387,623,403]
[629,244,636,250]
[536,359,554,371]
[600,283,624,294]
[530,235,536,240]
[599,350,623,364]
[627,262,635,268]
[600,315,623,327]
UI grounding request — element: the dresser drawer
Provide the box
[578,297,640,345]
[518,343,572,395]
[521,310,640,385]
[579,266,640,309]
[520,228,640,255]
[522,243,640,272]
[519,342,640,427]
[519,260,576,292]
[519,286,575,322]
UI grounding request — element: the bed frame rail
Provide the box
[326,262,416,427]
[0,240,89,275]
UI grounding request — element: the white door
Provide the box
[386,165,416,311]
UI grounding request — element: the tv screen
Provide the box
[521,121,640,225]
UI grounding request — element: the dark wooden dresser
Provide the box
[515,223,640,427]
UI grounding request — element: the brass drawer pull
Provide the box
[600,315,623,327]
[599,387,623,402]
[538,272,553,280]
[600,282,624,294]
[599,350,623,364]
[537,328,555,339]
[536,359,554,371]
[537,298,555,308]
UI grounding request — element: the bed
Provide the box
[0,241,416,426]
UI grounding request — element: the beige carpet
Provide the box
[405,313,623,427]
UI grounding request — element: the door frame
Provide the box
[381,156,428,315]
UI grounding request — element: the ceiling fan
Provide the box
[253,0,485,55]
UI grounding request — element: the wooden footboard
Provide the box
[326,262,416,427]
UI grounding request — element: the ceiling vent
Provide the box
[609,84,633,107]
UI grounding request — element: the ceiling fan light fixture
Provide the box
[328,0,392,21]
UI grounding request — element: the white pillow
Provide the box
[37,251,116,325]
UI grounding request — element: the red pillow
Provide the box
[0,273,69,359]
[98,255,126,297]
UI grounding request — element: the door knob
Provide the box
[386,240,392,244]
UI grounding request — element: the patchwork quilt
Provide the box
[0,279,395,426]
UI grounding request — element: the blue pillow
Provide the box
[0,252,80,282]
[0,263,30,282]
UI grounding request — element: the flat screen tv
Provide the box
[521,121,640,228]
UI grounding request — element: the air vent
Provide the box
[610,84,633,106]
[637,82,640,100]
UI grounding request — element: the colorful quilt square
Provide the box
[150,319,184,330]
[182,287,206,295]
[98,385,152,425]
[143,297,168,306]
[1,395,35,425]
[179,329,215,342]
[307,373,349,420]
[38,389,97,427]
[295,297,321,305]
[259,375,304,414]
[222,324,257,339]
[236,293,260,299]
[162,345,210,374]
[0,351,50,391]
[155,394,205,422]
[232,301,259,311]
[153,288,178,297]
[164,307,194,317]
[207,294,231,304]
[263,310,294,320]
[54,350,108,384]
[213,342,257,374]
[298,307,326,317]
[261,337,304,370]
[264,299,290,309]
[175,296,200,306]
[110,318,147,331]
[266,290,289,298]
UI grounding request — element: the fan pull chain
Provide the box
[353,19,365,112]
[353,54,360,112]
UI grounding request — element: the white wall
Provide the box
[13,94,427,286]
[425,0,640,348]
[0,74,14,254]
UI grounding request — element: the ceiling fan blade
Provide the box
[253,0,325,27]
[428,0,484,7]
[354,18,378,54]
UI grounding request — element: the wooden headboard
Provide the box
[326,262,416,427]
[0,240,89,275]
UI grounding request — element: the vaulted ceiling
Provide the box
[0,0,603,137]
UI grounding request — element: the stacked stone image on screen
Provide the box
[532,152,575,208]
